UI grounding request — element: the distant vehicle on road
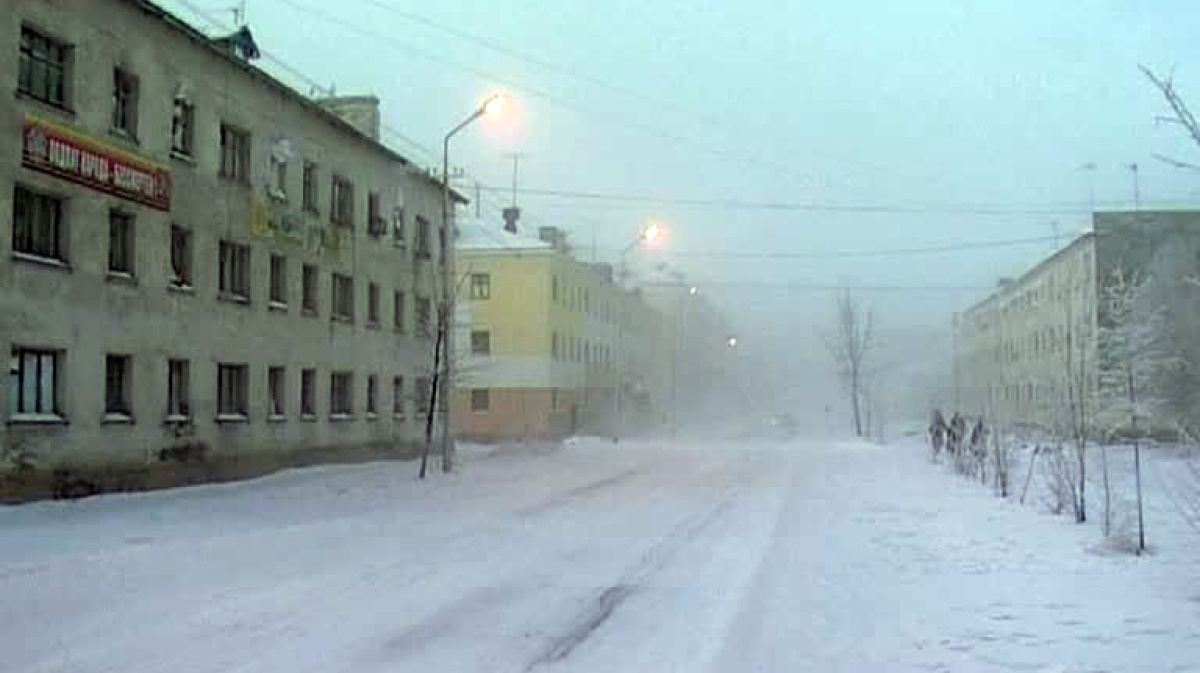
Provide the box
[768,413,798,440]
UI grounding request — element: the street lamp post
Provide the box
[421,93,504,478]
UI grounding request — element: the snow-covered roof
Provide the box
[456,218,554,252]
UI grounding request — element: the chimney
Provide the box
[538,226,561,248]
[212,26,261,61]
[997,277,1015,289]
[317,95,381,141]
[502,206,520,234]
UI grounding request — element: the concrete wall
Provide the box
[1,0,447,497]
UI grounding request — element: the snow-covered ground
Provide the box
[2,437,1198,672]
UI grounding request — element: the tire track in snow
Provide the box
[525,495,736,670]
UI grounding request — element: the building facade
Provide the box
[2,0,453,498]
[953,210,1200,434]
[450,222,670,440]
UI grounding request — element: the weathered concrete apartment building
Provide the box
[2,0,454,498]
[952,210,1200,434]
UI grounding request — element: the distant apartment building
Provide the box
[953,210,1200,433]
[451,221,670,440]
[1,0,458,499]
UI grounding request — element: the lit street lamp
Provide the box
[422,93,506,478]
[727,335,739,349]
[613,221,666,441]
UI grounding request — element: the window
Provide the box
[271,157,287,199]
[108,211,134,276]
[367,283,380,325]
[415,377,431,414]
[331,175,354,226]
[439,227,447,260]
[470,273,491,300]
[268,366,285,417]
[112,69,139,137]
[302,162,318,213]
[13,185,65,262]
[167,359,190,419]
[301,368,316,417]
[218,241,250,300]
[171,98,194,156]
[219,124,250,182]
[330,372,353,416]
[302,264,318,313]
[105,354,132,417]
[552,332,559,360]
[415,297,432,337]
[552,275,559,303]
[392,376,405,417]
[471,389,490,412]
[18,26,69,106]
[551,389,558,411]
[368,192,385,236]
[471,330,491,356]
[366,375,378,415]
[332,273,354,321]
[415,216,431,258]
[217,364,248,418]
[393,290,405,332]
[10,348,59,418]
[393,208,406,246]
[269,254,287,306]
[170,225,192,287]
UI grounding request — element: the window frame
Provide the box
[301,263,318,314]
[111,68,140,139]
[9,347,61,420]
[470,273,491,300]
[302,162,319,213]
[218,240,251,302]
[367,191,385,237]
[300,368,317,418]
[171,97,194,157]
[167,358,190,420]
[367,282,380,326]
[331,273,354,322]
[12,184,66,263]
[393,290,405,332]
[107,210,135,277]
[415,216,431,258]
[219,123,251,183]
[415,377,431,415]
[216,363,249,420]
[415,296,432,337]
[268,366,286,419]
[104,354,133,419]
[331,175,354,227]
[169,225,193,289]
[366,374,378,416]
[18,26,70,108]
[471,330,491,356]
[330,371,354,418]
[269,253,288,307]
[471,388,490,413]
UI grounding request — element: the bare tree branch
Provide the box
[1141,64,1200,152]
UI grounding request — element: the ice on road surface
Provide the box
[3,438,1199,672]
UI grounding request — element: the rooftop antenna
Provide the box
[1126,162,1141,212]
[230,0,247,26]
[506,151,527,207]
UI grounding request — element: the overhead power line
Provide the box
[479,185,1109,216]
[652,235,1063,259]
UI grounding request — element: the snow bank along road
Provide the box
[2,439,1198,673]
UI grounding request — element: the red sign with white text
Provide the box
[22,113,172,211]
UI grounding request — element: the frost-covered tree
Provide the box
[1094,265,1178,552]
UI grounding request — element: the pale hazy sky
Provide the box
[161,0,1199,411]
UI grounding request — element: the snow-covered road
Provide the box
[2,439,1198,672]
